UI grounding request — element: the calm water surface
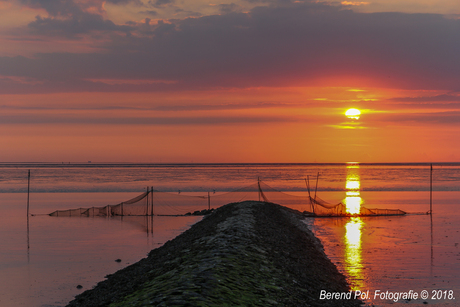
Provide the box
[0,163,459,306]
[0,193,202,307]
[306,192,460,306]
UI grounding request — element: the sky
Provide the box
[0,0,459,163]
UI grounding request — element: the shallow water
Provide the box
[0,193,202,307]
[306,192,460,306]
[1,163,459,306]
[2,163,459,193]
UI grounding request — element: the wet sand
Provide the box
[67,201,361,307]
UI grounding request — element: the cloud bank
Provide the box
[0,0,459,93]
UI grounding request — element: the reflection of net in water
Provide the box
[48,180,406,217]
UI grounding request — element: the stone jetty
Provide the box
[67,201,361,307]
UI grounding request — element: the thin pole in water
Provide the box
[305,176,315,215]
[27,170,30,218]
[430,164,433,215]
[27,169,30,253]
[208,192,210,210]
[305,177,311,197]
[151,187,154,216]
[146,189,149,235]
[430,164,434,271]
[314,172,320,200]
[258,177,261,202]
[430,212,433,269]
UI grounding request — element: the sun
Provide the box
[345,108,361,120]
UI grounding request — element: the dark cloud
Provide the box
[21,0,134,38]
[244,0,276,3]
[372,111,460,125]
[219,3,243,14]
[154,101,290,111]
[106,0,143,5]
[141,10,158,16]
[28,14,132,38]
[0,101,290,112]
[2,1,460,92]
[0,114,289,125]
[173,9,202,17]
[395,102,460,110]
[386,93,460,110]
[389,94,460,103]
[20,0,82,17]
[148,0,174,8]
[21,0,141,15]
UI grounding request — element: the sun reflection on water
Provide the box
[343,163,365,290]
[345,217,364,290]
[344,163,362,215]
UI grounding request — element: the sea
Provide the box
[0,163,459,307]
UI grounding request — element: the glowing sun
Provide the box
[345,108,361,120]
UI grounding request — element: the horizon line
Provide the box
[0,162,458,166]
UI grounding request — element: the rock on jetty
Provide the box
[67,201,362,307]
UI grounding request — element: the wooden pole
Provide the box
[27,170,30,218]
[146,187,149,235]
[208,192,210,210]
[430,212,433,268]
[27,169,30,252]
[305,176,315,214]
[430,164,433,215]
[314,172,319,200]
[305,176,311,197]
[258,177,260,202]
[151,187,154,216]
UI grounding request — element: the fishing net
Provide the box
[309,196,406,216]
[49,191,151,217]
[48,180,406,217]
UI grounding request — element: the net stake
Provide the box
[430,164,433,215]
[258,177,262,202]
[314,172,320,200]
[27,170,30,218]
[151,187,154,216]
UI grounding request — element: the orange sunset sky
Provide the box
[0,0,459,163]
